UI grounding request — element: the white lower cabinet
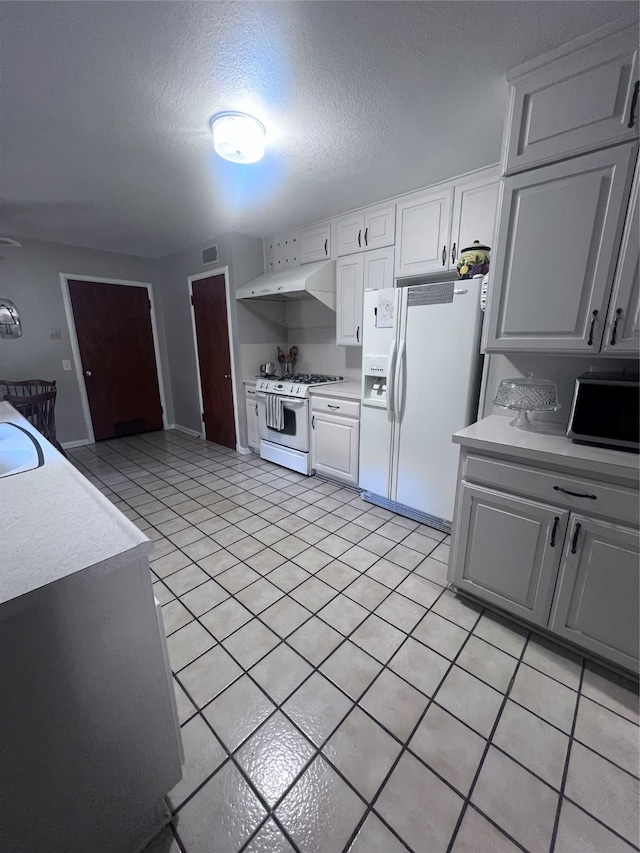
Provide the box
[449,428,639,673]
[311,396,360,485]
[245,387,259,450]
[550,515,639,670]
[453,484,568,624]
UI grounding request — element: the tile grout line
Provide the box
[444,630,533,853]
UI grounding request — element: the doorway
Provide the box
[62,276,167,442]
[189,271,236,449]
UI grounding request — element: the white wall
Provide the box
[481,352,638,428]
[0,239,164,443]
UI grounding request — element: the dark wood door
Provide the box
[68,280,164,441]
[192,274,236,449]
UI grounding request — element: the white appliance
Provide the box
[256,374,344,474]
[359,279,483,531]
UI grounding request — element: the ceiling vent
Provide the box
[202,244,218,265]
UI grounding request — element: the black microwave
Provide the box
[566,371,639,452]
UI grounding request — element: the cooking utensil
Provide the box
[260,362,277,377]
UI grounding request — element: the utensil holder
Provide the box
[283,360,296,376]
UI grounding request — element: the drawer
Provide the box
[311,397,360,418]
[463,454,639,527]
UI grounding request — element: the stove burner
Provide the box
[287,374,343,384]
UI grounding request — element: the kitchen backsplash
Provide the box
[239,339,362,380]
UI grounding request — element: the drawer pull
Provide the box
[550,516,559,547]
[553,486,597,500]
[328,404,340,410]
[570,523,582,555]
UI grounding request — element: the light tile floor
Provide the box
[69,430,640,853]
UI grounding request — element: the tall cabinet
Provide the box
[483,17,640,357]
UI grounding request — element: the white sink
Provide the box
[0,422,43,478]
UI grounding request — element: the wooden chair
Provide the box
[0,379,66,455]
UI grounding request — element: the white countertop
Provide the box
[454,415,640,483]
[309,380,362,401]
[0,402,152,610]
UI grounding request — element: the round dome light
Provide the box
[210,112,266,164]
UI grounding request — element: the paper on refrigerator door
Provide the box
[375,288,395,328]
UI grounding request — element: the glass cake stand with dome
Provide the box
[493,373,561,430]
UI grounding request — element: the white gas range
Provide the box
[255,374,344,474]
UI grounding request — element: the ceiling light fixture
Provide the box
[210,112,266,164]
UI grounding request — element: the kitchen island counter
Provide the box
[0,401,151,612]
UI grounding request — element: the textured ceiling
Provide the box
[0,1,635,258]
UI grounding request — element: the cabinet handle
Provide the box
[255,404,258,415]
[324,238,328,256]
[442,245,447,266]
[570,523,582,555]
[356,325,360,342]
[587,309,598,346]
[364,227,368,246]
[628,80,639,129]
[328,404,340,410]
[553,486,597,500]
[610,307,623,345]
[312,415,315,428]
[451,242,456,264]
[550,516,559,547]
[358,230,362,248]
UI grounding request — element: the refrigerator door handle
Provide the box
[394,338,406,420]
[386,339,397,422]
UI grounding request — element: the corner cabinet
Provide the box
[395,172,499,279]
[448,418,640,674]
[336,248,394,346]
[311,395,360,486]
[503,22,639,175]
[483,143,638,354]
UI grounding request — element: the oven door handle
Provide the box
[256,392,307,407]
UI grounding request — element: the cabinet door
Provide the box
[245,395,259,449]
[364,247,394,292]
[363,204,396,251]
[299,223,331,264]
[549,516,639,672]
[311,412,359,485]
[450,484,568,624]
[450,178,499,268]
[484,144,637,353]
[602,162,639,353]
[336,255,364,346]
[395,187,453,278]
[504,25,639,174]
[336,213,364,256]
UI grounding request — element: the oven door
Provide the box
[256,392,310,452]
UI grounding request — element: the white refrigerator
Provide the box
[359,278,483,530]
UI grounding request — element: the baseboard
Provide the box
[61,438,92,449]
[168,423,202,438]
[236,444,253,455]
[361,491,451,534]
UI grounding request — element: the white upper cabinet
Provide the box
[336,247,394,346]
[336,255,364,346]
[336,204,395,256]
[395,186,453,277]
[601,162,640,353]
[483,143,637,354]
[503,22,639,175]
[395,171,499,279]
[264,231,301,270]
[299,223,331,264]
[450,177,500,267]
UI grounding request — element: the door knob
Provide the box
[85,370,92,377]
[224,373,231,379]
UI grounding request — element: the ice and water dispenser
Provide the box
[363,355,389,407]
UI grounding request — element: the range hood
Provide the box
[235,260,336,311]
